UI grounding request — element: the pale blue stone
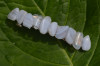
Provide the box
[65,28,76,45]
[33,15,43,29]
[17,10,27,24]
[55,26,69,39]
[72,32,83,50]
[82,35,91,51]
[8,8,19,21]
[39,16,51,34]
[23,13,34,29]
[48,22,58,36]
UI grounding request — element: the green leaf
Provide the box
[0,0,99,66]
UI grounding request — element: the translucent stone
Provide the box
[8,8,19,21]
[33,15,43,29]
[82,35,91,51]
[23,13,34,29]
[65,28,76,45]
[16,10,27,24]
[39,16,51,34]
[72,32,83,50]
[48,22,58,36]
[55,26,69,39]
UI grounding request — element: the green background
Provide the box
[0,0,99,66]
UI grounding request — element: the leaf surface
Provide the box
[0,0,99,66]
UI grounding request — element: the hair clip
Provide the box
[7,8,91,51]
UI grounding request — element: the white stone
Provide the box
[82,35,91,51]
[65,28,76,45]
[8,8,19,21]
[23,13,34,29]
[16,10,27,24]
[33,14,39,23]
[33,15,43,29]
[72,32,83,50]
[55,26,69,39]
[48,22,58,36]
[39,16,51,34]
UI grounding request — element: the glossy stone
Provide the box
[33,15,43,29]
[73,32,83,50]
[82,35,91,51]
[8,8,19,21]
[17,10,27,24]
[65,28,76,45]
[23,13,34,29]
[48,22,58,36]
[55,26,69,39]
[39,16,51,34]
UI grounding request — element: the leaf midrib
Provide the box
[32,0,45,16]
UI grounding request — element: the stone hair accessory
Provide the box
[7,8,91,51]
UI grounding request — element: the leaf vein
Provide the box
[43,0,48,14]
[86,36,99,66]
[32,0,45,16]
